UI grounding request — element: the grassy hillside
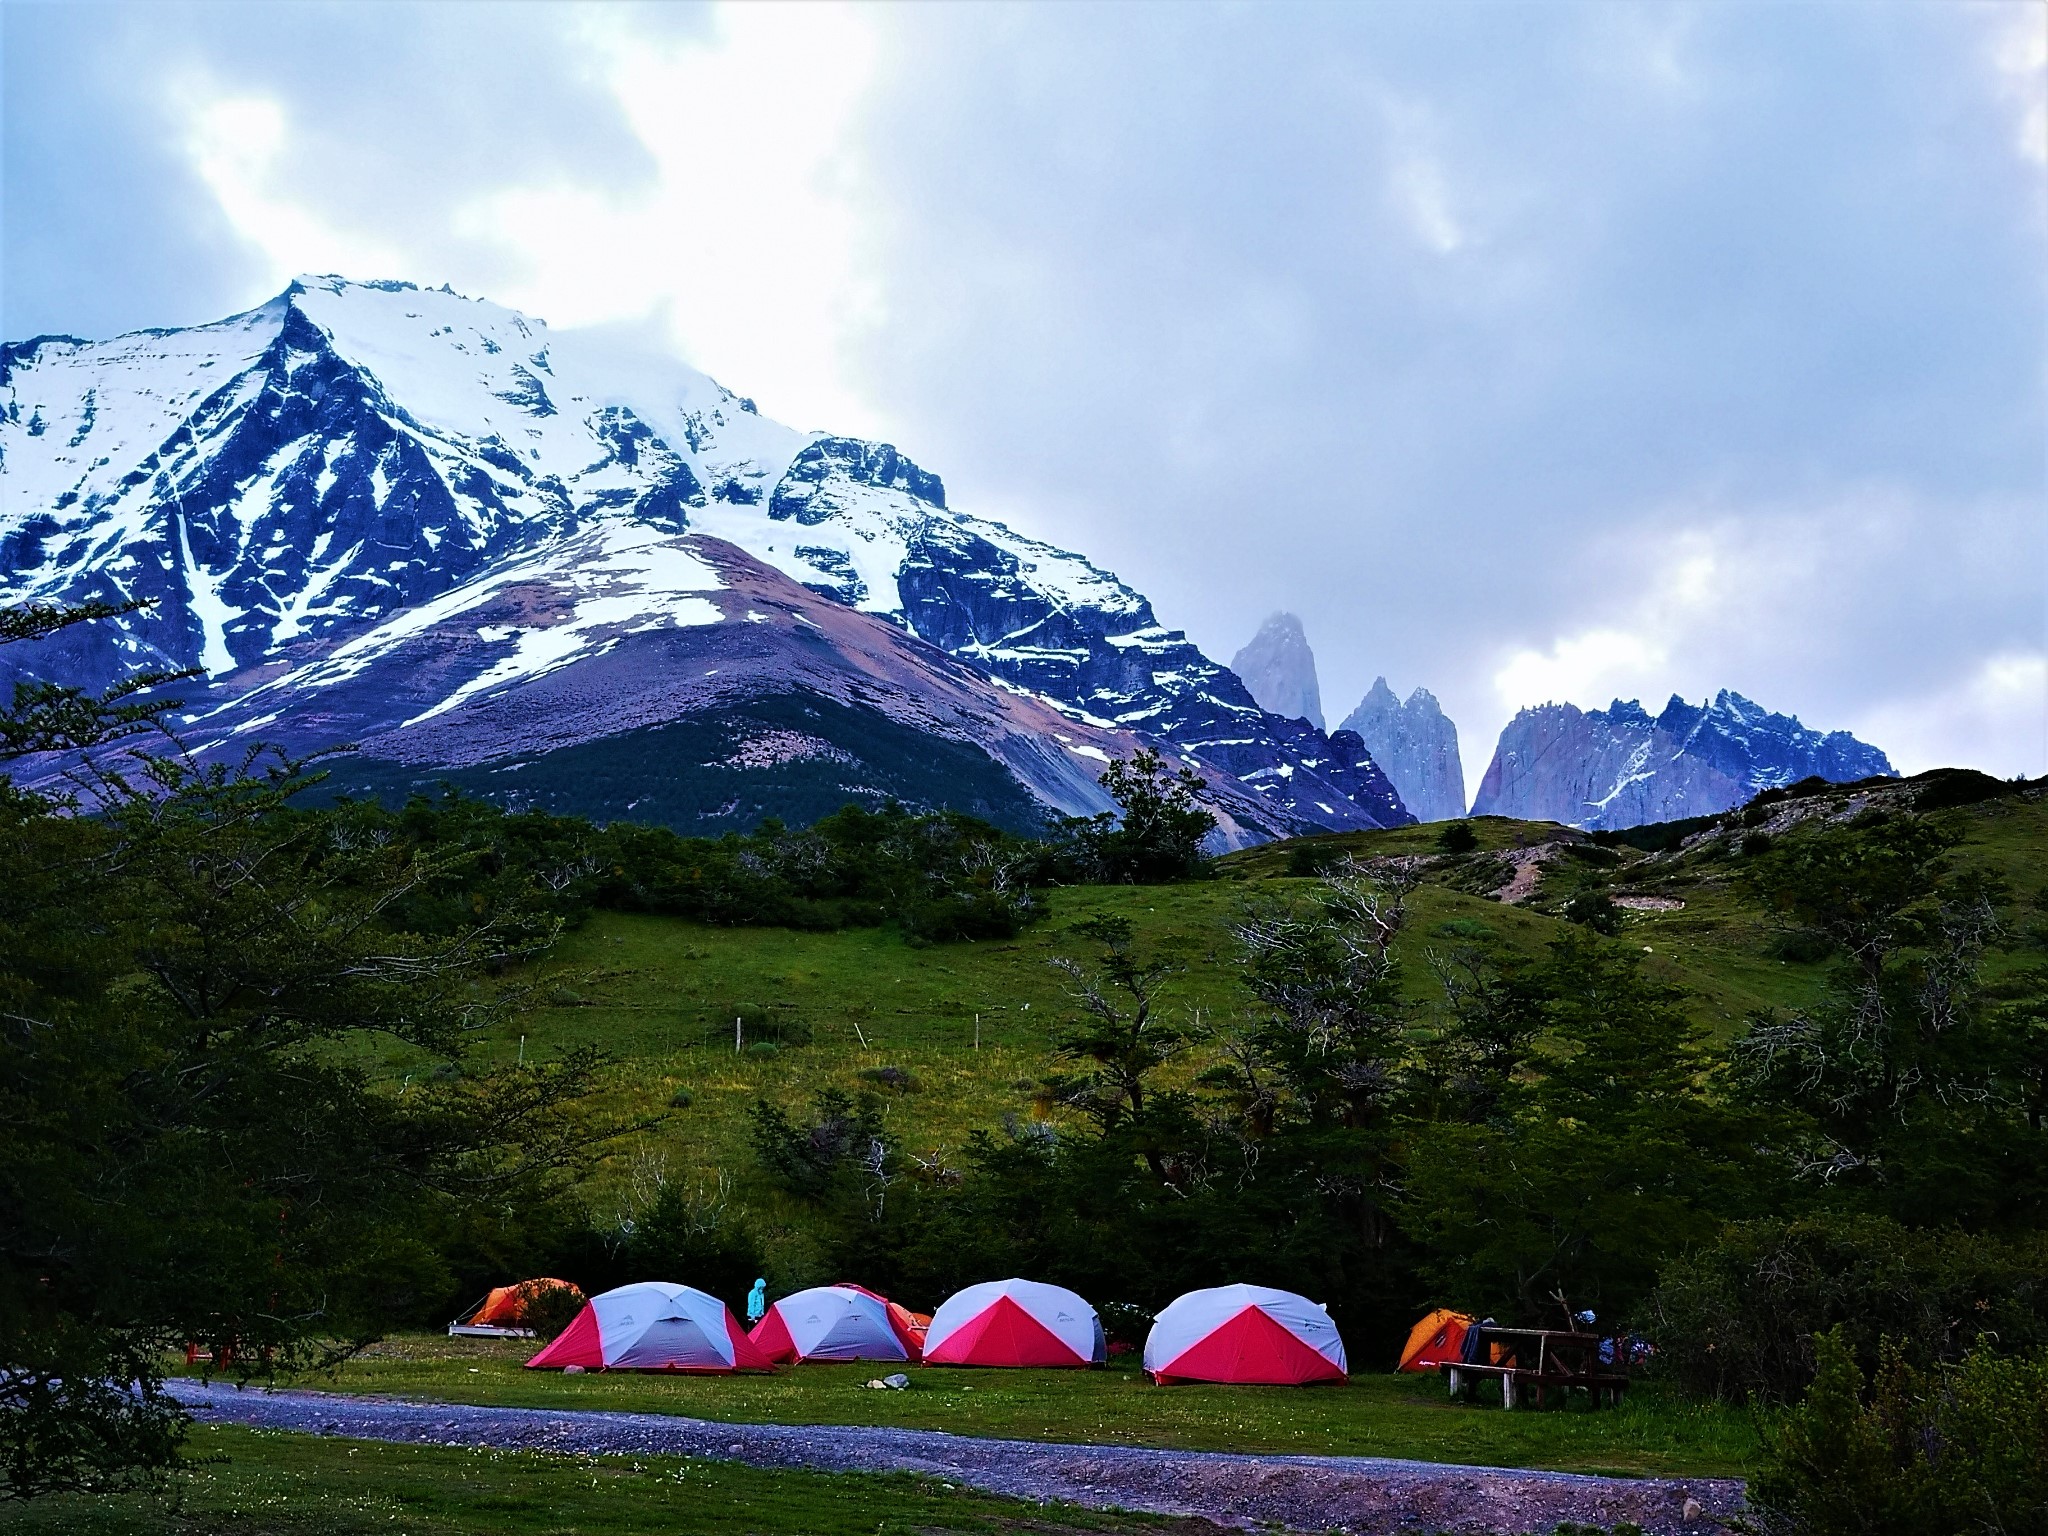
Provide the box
[405,778,2046,1225]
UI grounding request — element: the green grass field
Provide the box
[0,1425,1222,1536]
[389,795,2048,1203]
[174,1332,1759,1480]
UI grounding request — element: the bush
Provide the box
[1561,890,1624,935]
[858,1066,921,1095]
[1436,822,1480,855]
[1741,1328,2048,1536]
[1286,841,1351,876]
[1764,928,1834,964]
[1649,1216,2048,1403]
[514,1280,586,1342]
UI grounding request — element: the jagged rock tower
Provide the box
[1230,612,1324,729]
[1339,678,1467,822]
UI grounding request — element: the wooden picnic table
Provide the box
[1438,1326,1630,1410]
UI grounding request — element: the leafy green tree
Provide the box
[0,601,191,761]
[0,606,617,1499]
[1063,748,1216,884]
[1043,916,1190,1136]
[1403,930,1751,1318]
[1650,1215,2048,1403]
[1734,812,2044,1229]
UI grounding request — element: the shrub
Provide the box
[1561,891,1624,935]
[1436,822,1480,855]
[1741,1328,2048,1536]
[1763,927,1834,964]
[514,1280,586,1342]
[858,1066,921,1095]
[1648,1216,2048,1403]
[1286,841,1351,876]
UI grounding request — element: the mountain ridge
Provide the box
[1,276,1412,837]
[1472,689,1895,829]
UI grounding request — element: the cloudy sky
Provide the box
[5,0,2044,791]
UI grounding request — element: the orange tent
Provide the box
[1397,1308,1473,1372]
[450,1278,583,1338]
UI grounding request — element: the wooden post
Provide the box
[974,1013,980,1050]
[1446,1366,1462,1399]
[735,1016,742,1054]
[1502,1373,1518,1411]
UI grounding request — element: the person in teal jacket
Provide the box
[746,1278,768,1325]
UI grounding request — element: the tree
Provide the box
[1403,930,1750,1318]
[1202,866,1420,1267]
[1733,812,2044,1229]
[1044,916,1190,1135]
[1066,748,1216,884]
[0,601,191,762]
[1742,1328,2048,1536]
[0,606,618,1499]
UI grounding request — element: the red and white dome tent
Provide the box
[526,1282,774,1373]
[1143,1284,1348,1385]
[749,1284,929,1364]
[923,1279,1105,1368]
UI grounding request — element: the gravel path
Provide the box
[170,1380,1743,1535]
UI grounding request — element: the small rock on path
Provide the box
[169,1380,1742,1535]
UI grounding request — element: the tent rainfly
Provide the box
[1397,1308,1474,1373]
[448,1278,583,1338]
[525,1282,773,1372]
[749,1285,929,1364]
[1143,1284,1348,1385]
[922,1279,1105,1368]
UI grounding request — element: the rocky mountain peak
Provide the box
[1230,612,1323,729]
[1338,677,1467,822]
[1473,692,1894,830]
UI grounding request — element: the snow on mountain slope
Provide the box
[1,277,1410,833]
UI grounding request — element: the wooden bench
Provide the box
[1441,1360,1630,1409]
[1438,1326,1630,1409]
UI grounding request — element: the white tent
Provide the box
[748,1285,921,1363]
[1143,1284,1347,1384]
[526,1282,773,1372]
[923,1279,1105,1368]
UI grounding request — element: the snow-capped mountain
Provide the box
[1,277,1409,835]
[1472,691,1895,830]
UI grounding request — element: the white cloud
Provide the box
[1985,0,2048,165]
[1853,651,2048,778]
[179,93,401,282]
[1492,627,1669,714]
[1389,152,1466,255]
[456,2,885,433]
[167,2,886,435]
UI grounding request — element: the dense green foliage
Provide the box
[1051,748,1217,885]
[1651,1215,2048,1404]
[0,756,620,1499]
[373,793,1048,941]
[1742,1328,2048,1536]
